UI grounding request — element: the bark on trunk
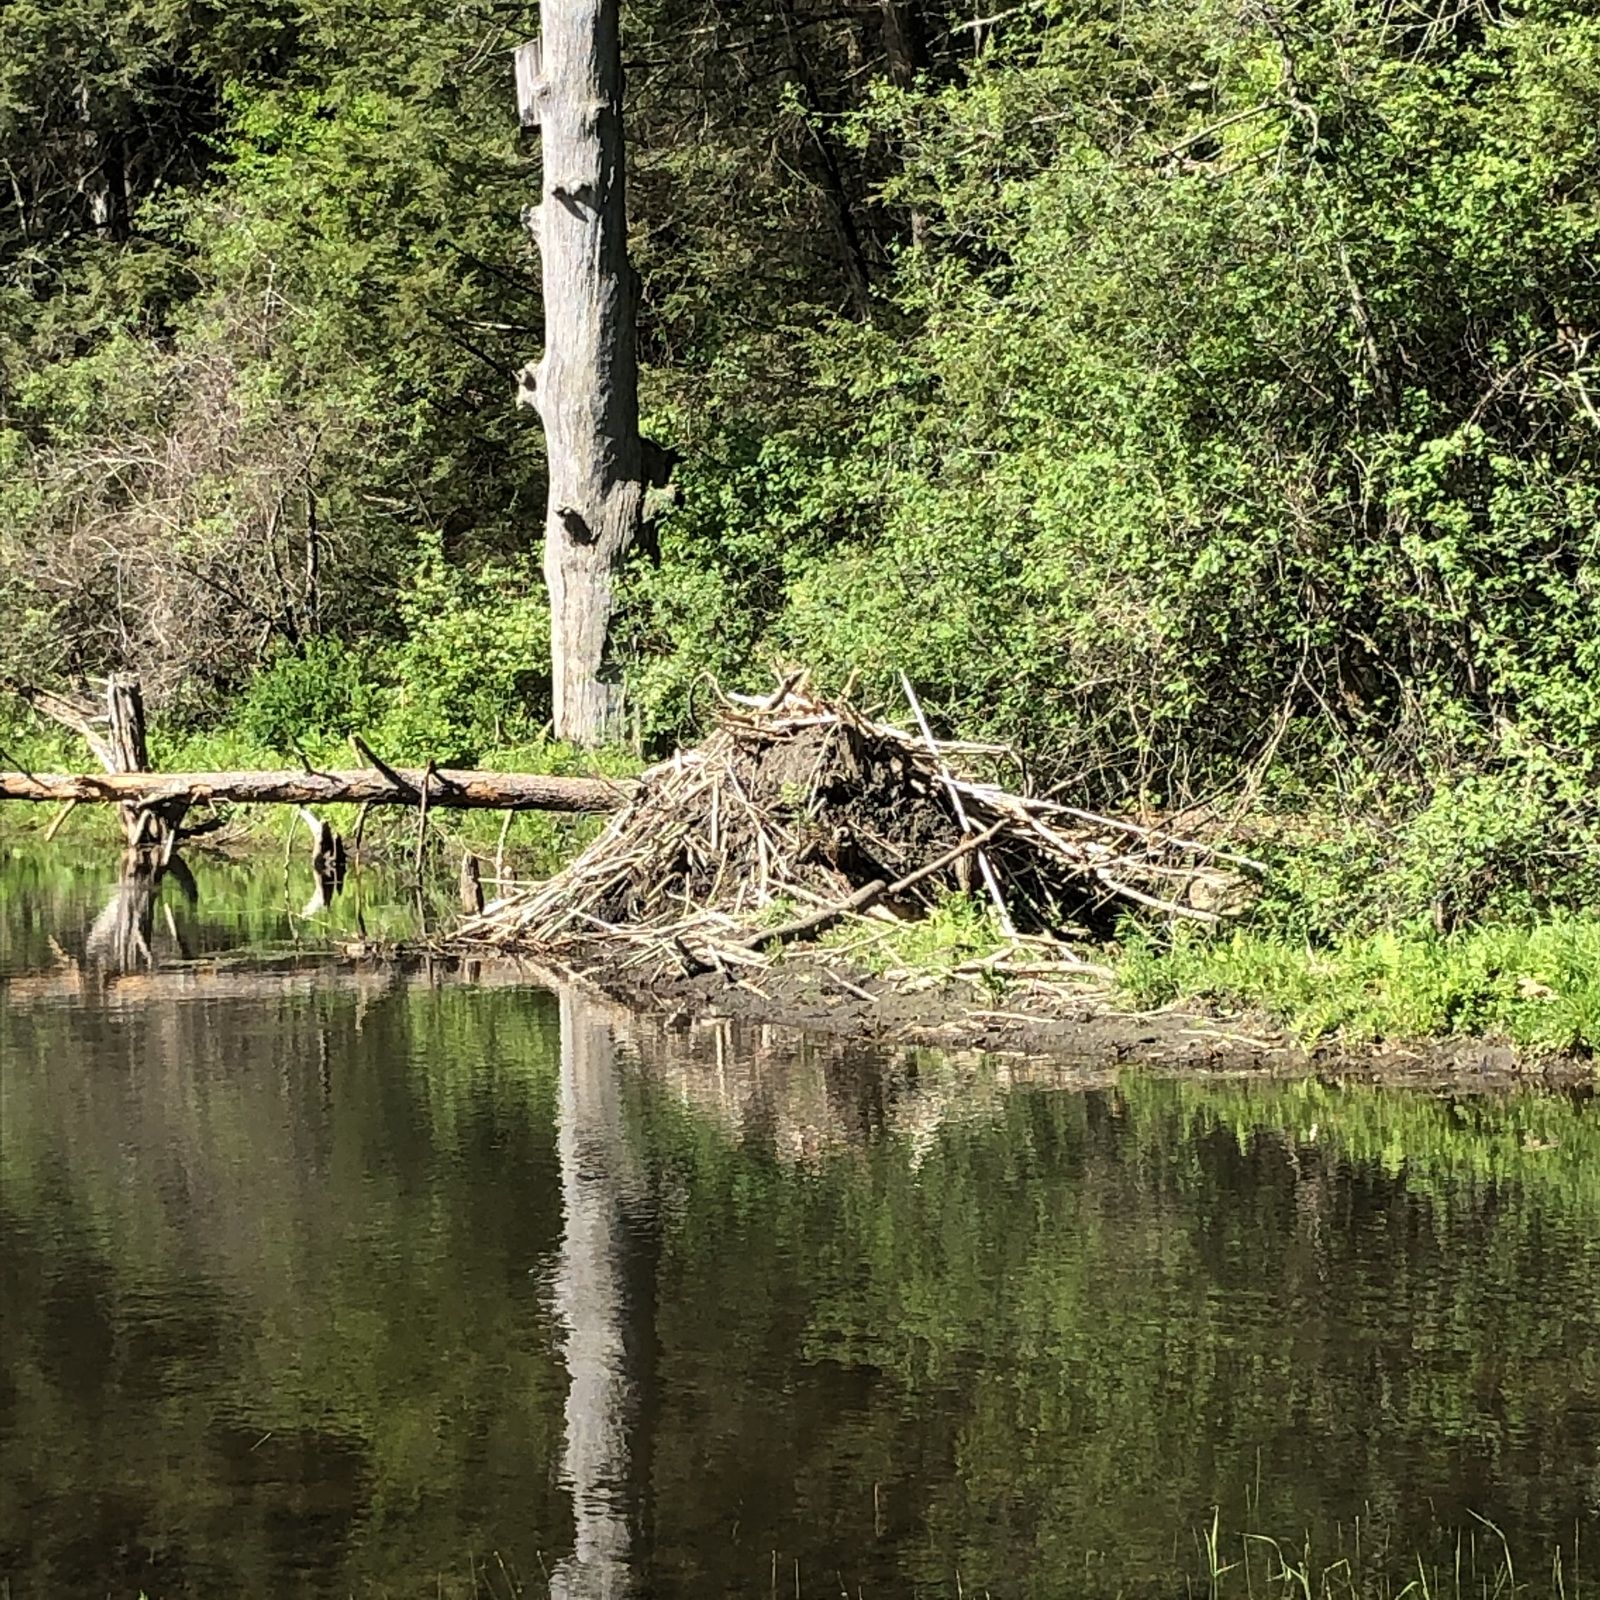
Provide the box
[0,766,631,812]
[518,0,646,748]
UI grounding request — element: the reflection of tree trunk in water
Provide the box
[85,869,159,970]
[549,989,656,1600]
[83,857,197,973]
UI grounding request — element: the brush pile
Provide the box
[459,681,1258,979]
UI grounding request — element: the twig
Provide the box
[1093,868,1217,921]
[351,801,372,874]
[0,745,39,781]
[825,969,879,1002]
[351,734,419,798]
[414,763,433,886]
[901,674,1016,935]
[495,808,514,883]
[741,821,1007,950]
[43,798,78,842]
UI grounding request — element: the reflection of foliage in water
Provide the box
[1,919,1597,1598]
[0,983,569,1597]
[1136,1077,1600,1217]
[630,1072,1600,1598]
[0,848,449,978]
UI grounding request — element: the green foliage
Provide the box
[375,541,551,761]
[820,889,1008,979]
[1,0,546,708]
[628,0,1600,821]
[191,546,550,765]
[1119,915,1600,1053]
[1246,759,1600,942]
[8,0,1600,944]
[232,637,389,757]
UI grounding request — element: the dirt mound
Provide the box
[459,682,1257,977]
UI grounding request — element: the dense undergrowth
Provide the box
[3,0,1597,1047]
[813,888,1600,1054]
[1121,917,1600,1055]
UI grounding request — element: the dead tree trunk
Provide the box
[10,677,185,855]
[517,5,646,748]
[105,677,189,855]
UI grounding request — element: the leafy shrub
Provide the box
[372,540,551,762]
[631,0,1600,826]
[233,638,389,759]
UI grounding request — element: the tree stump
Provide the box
[104,676,189,858]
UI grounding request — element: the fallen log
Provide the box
[0,766,632,813]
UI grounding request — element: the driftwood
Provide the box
[0,766,632,813]
[6,676,629,927]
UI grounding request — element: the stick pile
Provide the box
[458,682,1257,978]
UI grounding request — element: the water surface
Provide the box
[2,850,1597,1597]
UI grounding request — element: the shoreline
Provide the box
[7,824,1594,1083]
[498,941,1599,1092]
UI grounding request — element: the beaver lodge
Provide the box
[459,680,1259,988]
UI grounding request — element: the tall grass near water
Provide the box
[1192,1509,1584,1600]
[1120,919,1600,1055]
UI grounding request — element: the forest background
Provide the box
[2,0,1598,1045]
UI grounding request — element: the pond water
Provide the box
[1,849,1597,1599]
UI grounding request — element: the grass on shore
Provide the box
[821,890,1599,1056]
[1121,916,1600,1056]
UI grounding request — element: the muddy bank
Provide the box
[525,943,1595,1092]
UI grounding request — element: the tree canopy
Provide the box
[3,0,1598,917]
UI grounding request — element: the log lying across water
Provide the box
[0,766,632,813]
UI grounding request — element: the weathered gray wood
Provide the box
[517,3,649,746]
[459,853,485,914]
[515,39,545,126]
[105,677,149,772]
[105,676,189,851]
[9,678,184,851]
[0,766,633,812]
[8,683,117,769]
